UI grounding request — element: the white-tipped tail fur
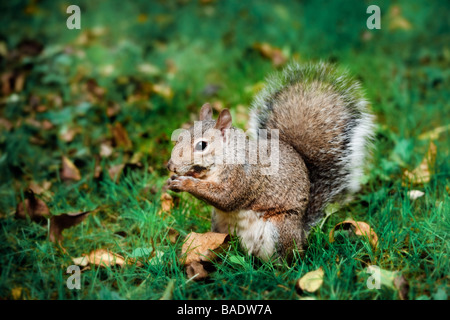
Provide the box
[249,61,375,228]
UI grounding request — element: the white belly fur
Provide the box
[212,209,279,261]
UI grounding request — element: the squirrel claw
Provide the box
[168,175,194,193]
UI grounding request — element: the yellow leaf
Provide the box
[72,249,142,268]
[11,287,22,300]
[403,142,437,185]
[61,156,81,181]
[329,219,378,249]
[296,267,324,293]
[418,124,450,140]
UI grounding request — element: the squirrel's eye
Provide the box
[195,141,208,152]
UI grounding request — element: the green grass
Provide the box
[0,0,448,300]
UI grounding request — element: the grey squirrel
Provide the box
[166,62,375,261]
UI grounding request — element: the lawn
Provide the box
[0,0,448,300]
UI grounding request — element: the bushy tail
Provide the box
[249,62,375,229]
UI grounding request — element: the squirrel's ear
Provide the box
[214,109,232,135]
[199,103,213,121]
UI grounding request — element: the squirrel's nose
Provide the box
[167,160,175,172]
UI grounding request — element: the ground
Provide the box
[0,0,448,300]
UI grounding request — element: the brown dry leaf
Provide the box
[160,192,174,213]
[86,79,106,100]
[185,261,209,281]
[403,142,437,185]
[181,232,230,281]
[112,122,132,149]
[15,189,50,223]
[167,227,180,244]
[72,249,143,268]
[394,274,409,300]
[108,163,125,182]
[27,180,52,195]
[329,219,378,249]
[60,127,78,142]
[0,117,13,131]
[182,232,230,265]
[14,73,26,92]
[49,210,91,243]
[296,267,324,293]
[253,42,287,67]
[1,72,13,96]
[106,101,121,118]
[61,156,81,181]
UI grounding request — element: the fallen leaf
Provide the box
[72,249,142,268]
[329,219,378,249]
[111,122,132,149]
[418,124,450,140]
[148,250,165,266]
[137,63,160,75]
[403,142,437,185]
[108,163,125,182]
[14,72,26,92]
[185,261,209,281]
[11,287,23,300]
[0,118,13,131]
[59,126,78,142]
[61,156,81,181]
[253,42,287,67]
[160,279,176,300]
[28,181,52,195]
[152,83,174,100]
[100,141,114,158]
[394,274,409,300]
[160,192,174,212]
[182,232,230,265]
[49,210,91,243]
[181,232,230,281]
[407,190,425,200]
[15,189,50,223]
[86,78,106,100]
[87,249,126,267]
[106,101,120,118]
[296,267,324,293]
[167,227,180,244]
[72,256,89,267]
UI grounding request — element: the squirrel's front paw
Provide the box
[167,175,195,193]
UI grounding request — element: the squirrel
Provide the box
[166,62,375,261]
